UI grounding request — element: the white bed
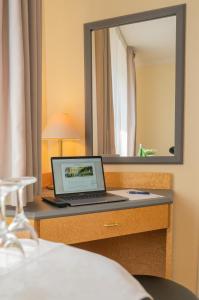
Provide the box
[0,239,152,300]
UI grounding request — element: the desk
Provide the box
[7,172,173,279]
[8,172,173,278]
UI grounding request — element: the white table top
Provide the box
[0,239,152,300]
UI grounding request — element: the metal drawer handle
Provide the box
[104,223,120,227]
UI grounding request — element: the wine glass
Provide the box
[0,181,24,254]
[7,177,39,245]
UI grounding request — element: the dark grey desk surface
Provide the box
[7,189,173,220]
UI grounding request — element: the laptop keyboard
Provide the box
[62,193,111,200]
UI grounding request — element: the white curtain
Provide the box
[0,0,42,205]
[110,28,128,156]
[109,28,136,156]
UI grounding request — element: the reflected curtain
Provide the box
[0,0,42,205]
[94,29,116,155]
[109,28,128,156]
[127,46,136,156]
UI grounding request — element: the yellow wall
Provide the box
[42,0,85,172]
[136,63,175,155]
[42,0,199,293]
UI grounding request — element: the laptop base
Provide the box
[42,193,128,208]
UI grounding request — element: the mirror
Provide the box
[84,5,185,164]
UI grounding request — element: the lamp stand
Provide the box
[58,139,63,156]
[47,139,64,190]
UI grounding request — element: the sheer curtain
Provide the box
[109,28,136,156]
[110,28,128,156]
[0,0,42,205]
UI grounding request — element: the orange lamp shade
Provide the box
[42,113,79,140]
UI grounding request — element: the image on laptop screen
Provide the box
[51,157,105,195]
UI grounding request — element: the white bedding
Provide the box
[0,239,152,300]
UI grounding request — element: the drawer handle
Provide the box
[104,223,120,227]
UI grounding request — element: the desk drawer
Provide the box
[39,204,169,244]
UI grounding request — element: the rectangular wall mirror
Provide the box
[84,5,185,164]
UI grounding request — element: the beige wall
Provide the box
[42,0,85,172]
[136,63,175,155]
[42,0,199,293]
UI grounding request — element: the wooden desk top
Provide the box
[6,189,173,220]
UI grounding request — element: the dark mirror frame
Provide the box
[84,4,186,164]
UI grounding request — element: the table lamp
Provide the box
[42,113,80,157]
[42,113,80,190]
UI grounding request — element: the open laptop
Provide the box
[43,156,128,207]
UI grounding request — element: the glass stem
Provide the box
[15,188,24,215]
[0,195,6,222]
[0,195,7,233]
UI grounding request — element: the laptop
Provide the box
[43,156,128,207]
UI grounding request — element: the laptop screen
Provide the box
[51,157,106,196]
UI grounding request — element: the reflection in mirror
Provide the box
[92,16,176,157]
